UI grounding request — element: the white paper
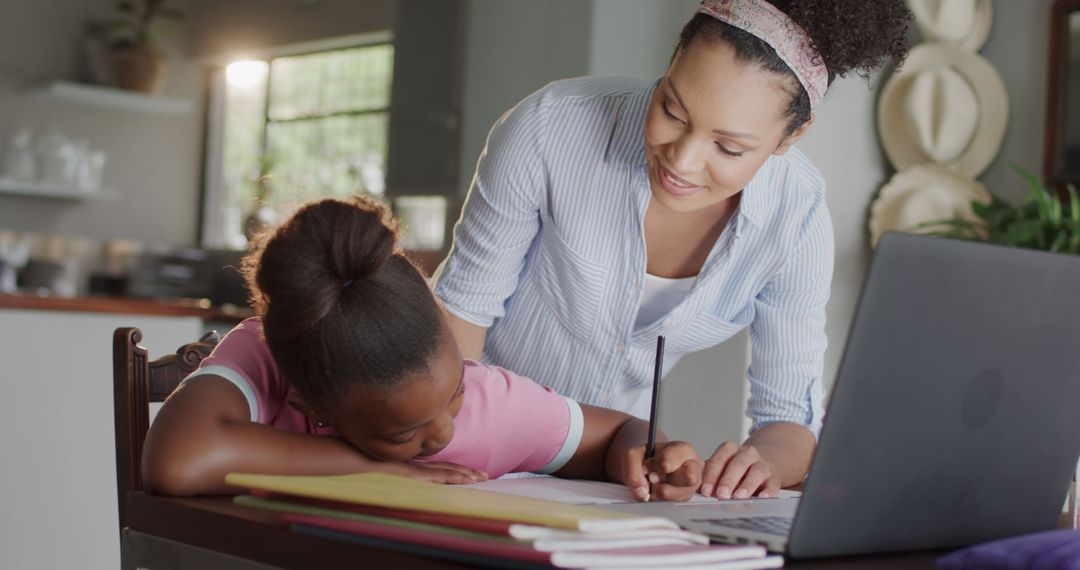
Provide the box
[465,476,800,505]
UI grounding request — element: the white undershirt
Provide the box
[634,273,696,330]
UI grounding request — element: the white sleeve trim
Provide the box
[182,365,259,422]
[534,396,584,475]
[440,298,494,329]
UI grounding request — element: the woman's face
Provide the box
[315,333,467,463]
[644,39,813,214]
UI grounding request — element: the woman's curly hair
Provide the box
[675,0,912,136]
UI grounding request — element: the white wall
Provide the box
[978,0,1052,201]
[187,0,395,58]
[800,73,890,406]
[588,0,689,78]
[456,0,593,196]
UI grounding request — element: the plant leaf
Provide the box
[1009,162,1042,192]
[1002,219,1042,246]
[1050,232,1068,253]
[1069,183,1080,224]
[1069,232,1080,254]
[971,200,990,218]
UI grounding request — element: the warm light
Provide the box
[225,60,268,88]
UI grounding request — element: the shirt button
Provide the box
[616,343,626,353]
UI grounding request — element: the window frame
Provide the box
[199,31,393,249]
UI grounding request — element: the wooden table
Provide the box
[123,492,948,569]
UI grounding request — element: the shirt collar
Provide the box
[736,160,772,229]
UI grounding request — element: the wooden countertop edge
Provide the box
[0,293,253,323]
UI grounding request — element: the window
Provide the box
[202,39,395,249]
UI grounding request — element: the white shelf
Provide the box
[0,178,118,201]
[30,81,193,115]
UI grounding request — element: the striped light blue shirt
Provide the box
[434,76,832,436]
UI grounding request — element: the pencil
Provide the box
[645,335,665,460]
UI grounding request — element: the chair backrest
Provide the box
[112,327,220,531]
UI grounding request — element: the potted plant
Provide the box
[107,0,185,94]
[923,164,1080,254]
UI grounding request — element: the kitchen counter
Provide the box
[0,292,253,323]
[1,293,247,569]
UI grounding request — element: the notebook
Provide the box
[285,513,782,569]
[235,494,711,549]
[229,485,776,568]
[225,471,676,532]
[603,233,1080,558]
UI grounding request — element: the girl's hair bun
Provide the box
[241,194,445,405]
[242,196,401,337]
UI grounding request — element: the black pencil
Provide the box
[645,335,665,460]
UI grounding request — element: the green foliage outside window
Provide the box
[219,43,393,247]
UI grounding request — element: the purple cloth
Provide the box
[938,529,1080,570]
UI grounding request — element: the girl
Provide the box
[433,0,911,500]
[142,196,702,501]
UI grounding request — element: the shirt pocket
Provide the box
[668,305,753,354]
[527,228,610,343]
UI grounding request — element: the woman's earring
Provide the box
[316,420,329,428]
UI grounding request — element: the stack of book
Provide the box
[226,472,783,569]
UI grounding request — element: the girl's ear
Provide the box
[285,388,323,424]
[774,113,815,155]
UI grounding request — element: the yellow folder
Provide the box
[225,472,677,532]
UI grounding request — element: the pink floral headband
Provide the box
[697,0,829,109]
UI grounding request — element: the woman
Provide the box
[433,0,910,499]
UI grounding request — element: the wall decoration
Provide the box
[869,0,1008,245]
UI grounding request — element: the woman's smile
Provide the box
[656,162,706,197]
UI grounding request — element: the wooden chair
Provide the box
[112,327,220,533]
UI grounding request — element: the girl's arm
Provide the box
[552,404,703,501]
[142,375,485,496]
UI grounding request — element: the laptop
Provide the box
[603,232,1080,558]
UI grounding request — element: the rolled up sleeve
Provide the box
[746,191,833,437]
[433,88,551,327]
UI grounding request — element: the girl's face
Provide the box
[643,40,813,215]
[317,333,467,463]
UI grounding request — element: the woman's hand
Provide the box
[622,441,704,502]
[699,441,780,499]
[380,461,489,485]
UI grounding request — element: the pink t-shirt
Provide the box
[185,318,583,478]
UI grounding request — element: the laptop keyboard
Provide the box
[692,516,793,536]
